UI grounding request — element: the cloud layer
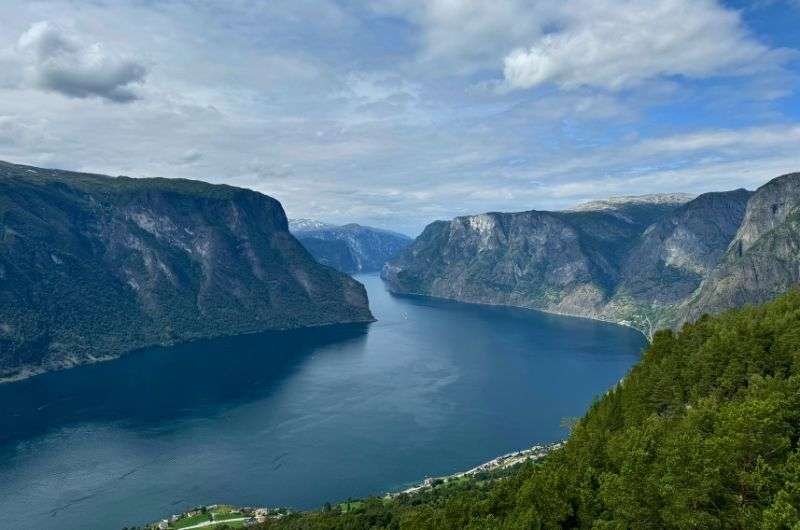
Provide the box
[502,0,785,91]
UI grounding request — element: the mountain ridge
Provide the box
[384,174,798,336]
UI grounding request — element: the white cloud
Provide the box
[502,0,786,91]
[633,125,800,156]
[372,0,548,73]
[375,1,789,90]
[177,149,203,164]
[17,21,147,103]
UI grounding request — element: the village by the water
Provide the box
[142,442,563,529]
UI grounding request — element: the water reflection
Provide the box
[0,324,369,445]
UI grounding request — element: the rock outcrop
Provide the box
[679,174,800,324]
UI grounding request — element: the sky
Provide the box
[0,1,799,235]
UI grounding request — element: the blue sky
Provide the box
[0,0,799,235]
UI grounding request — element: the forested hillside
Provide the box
[258,289,800,529]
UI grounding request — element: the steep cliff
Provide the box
[382,195,694,327]
[383,187,773,336]
[606,189,752,331]
[680,173,800,324]
[0,161,373,381]
[290,220,410,273]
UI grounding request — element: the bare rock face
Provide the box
[728,173,800,256]
[383,211,602,316]
[679,174,800,325]
[383,184,793,337]
[0,161,373,381]
[382,196,695,327]
[608,189,752,331]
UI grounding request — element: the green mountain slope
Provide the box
[256,289,800,529]
[0,161,374,381]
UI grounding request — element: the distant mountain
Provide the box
[0,162,374,382]
[382,178,800,337]
[569,192,696,212]
[289,219,411,273]
[288,218,337,232]
[609,189,752,332]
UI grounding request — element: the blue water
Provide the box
[0,274,645,529]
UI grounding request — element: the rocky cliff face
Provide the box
[606,189,752,331]
[0,161,373,381]
[383,183,797,336]
[727,173,800,255]
[290,220,410,273]
[382,195,697,330]
[679,173,800,324]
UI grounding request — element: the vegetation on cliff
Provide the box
[0,161,373,380]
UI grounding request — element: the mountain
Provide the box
[383,176,800,336]
[679,173,800,324]
[569,192,696,212]
[289,219,411,273]
[382,193,698,333]
[288,218,336,232]
[0,161,374,382]
[607,189,752,332]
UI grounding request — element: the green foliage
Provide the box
[260,290,800,529]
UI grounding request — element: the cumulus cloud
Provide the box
[502,0,787,91]
[375,1,789,90]
[17,21,147,103]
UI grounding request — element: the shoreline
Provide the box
[145,441,565,529]
[0,318,375,385]
[145,440,566,530]
[387,441,564,498]
[381,284,652,342]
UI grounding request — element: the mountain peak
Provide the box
[288,218,338,232]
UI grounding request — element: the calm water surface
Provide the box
[0,274,645,529]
